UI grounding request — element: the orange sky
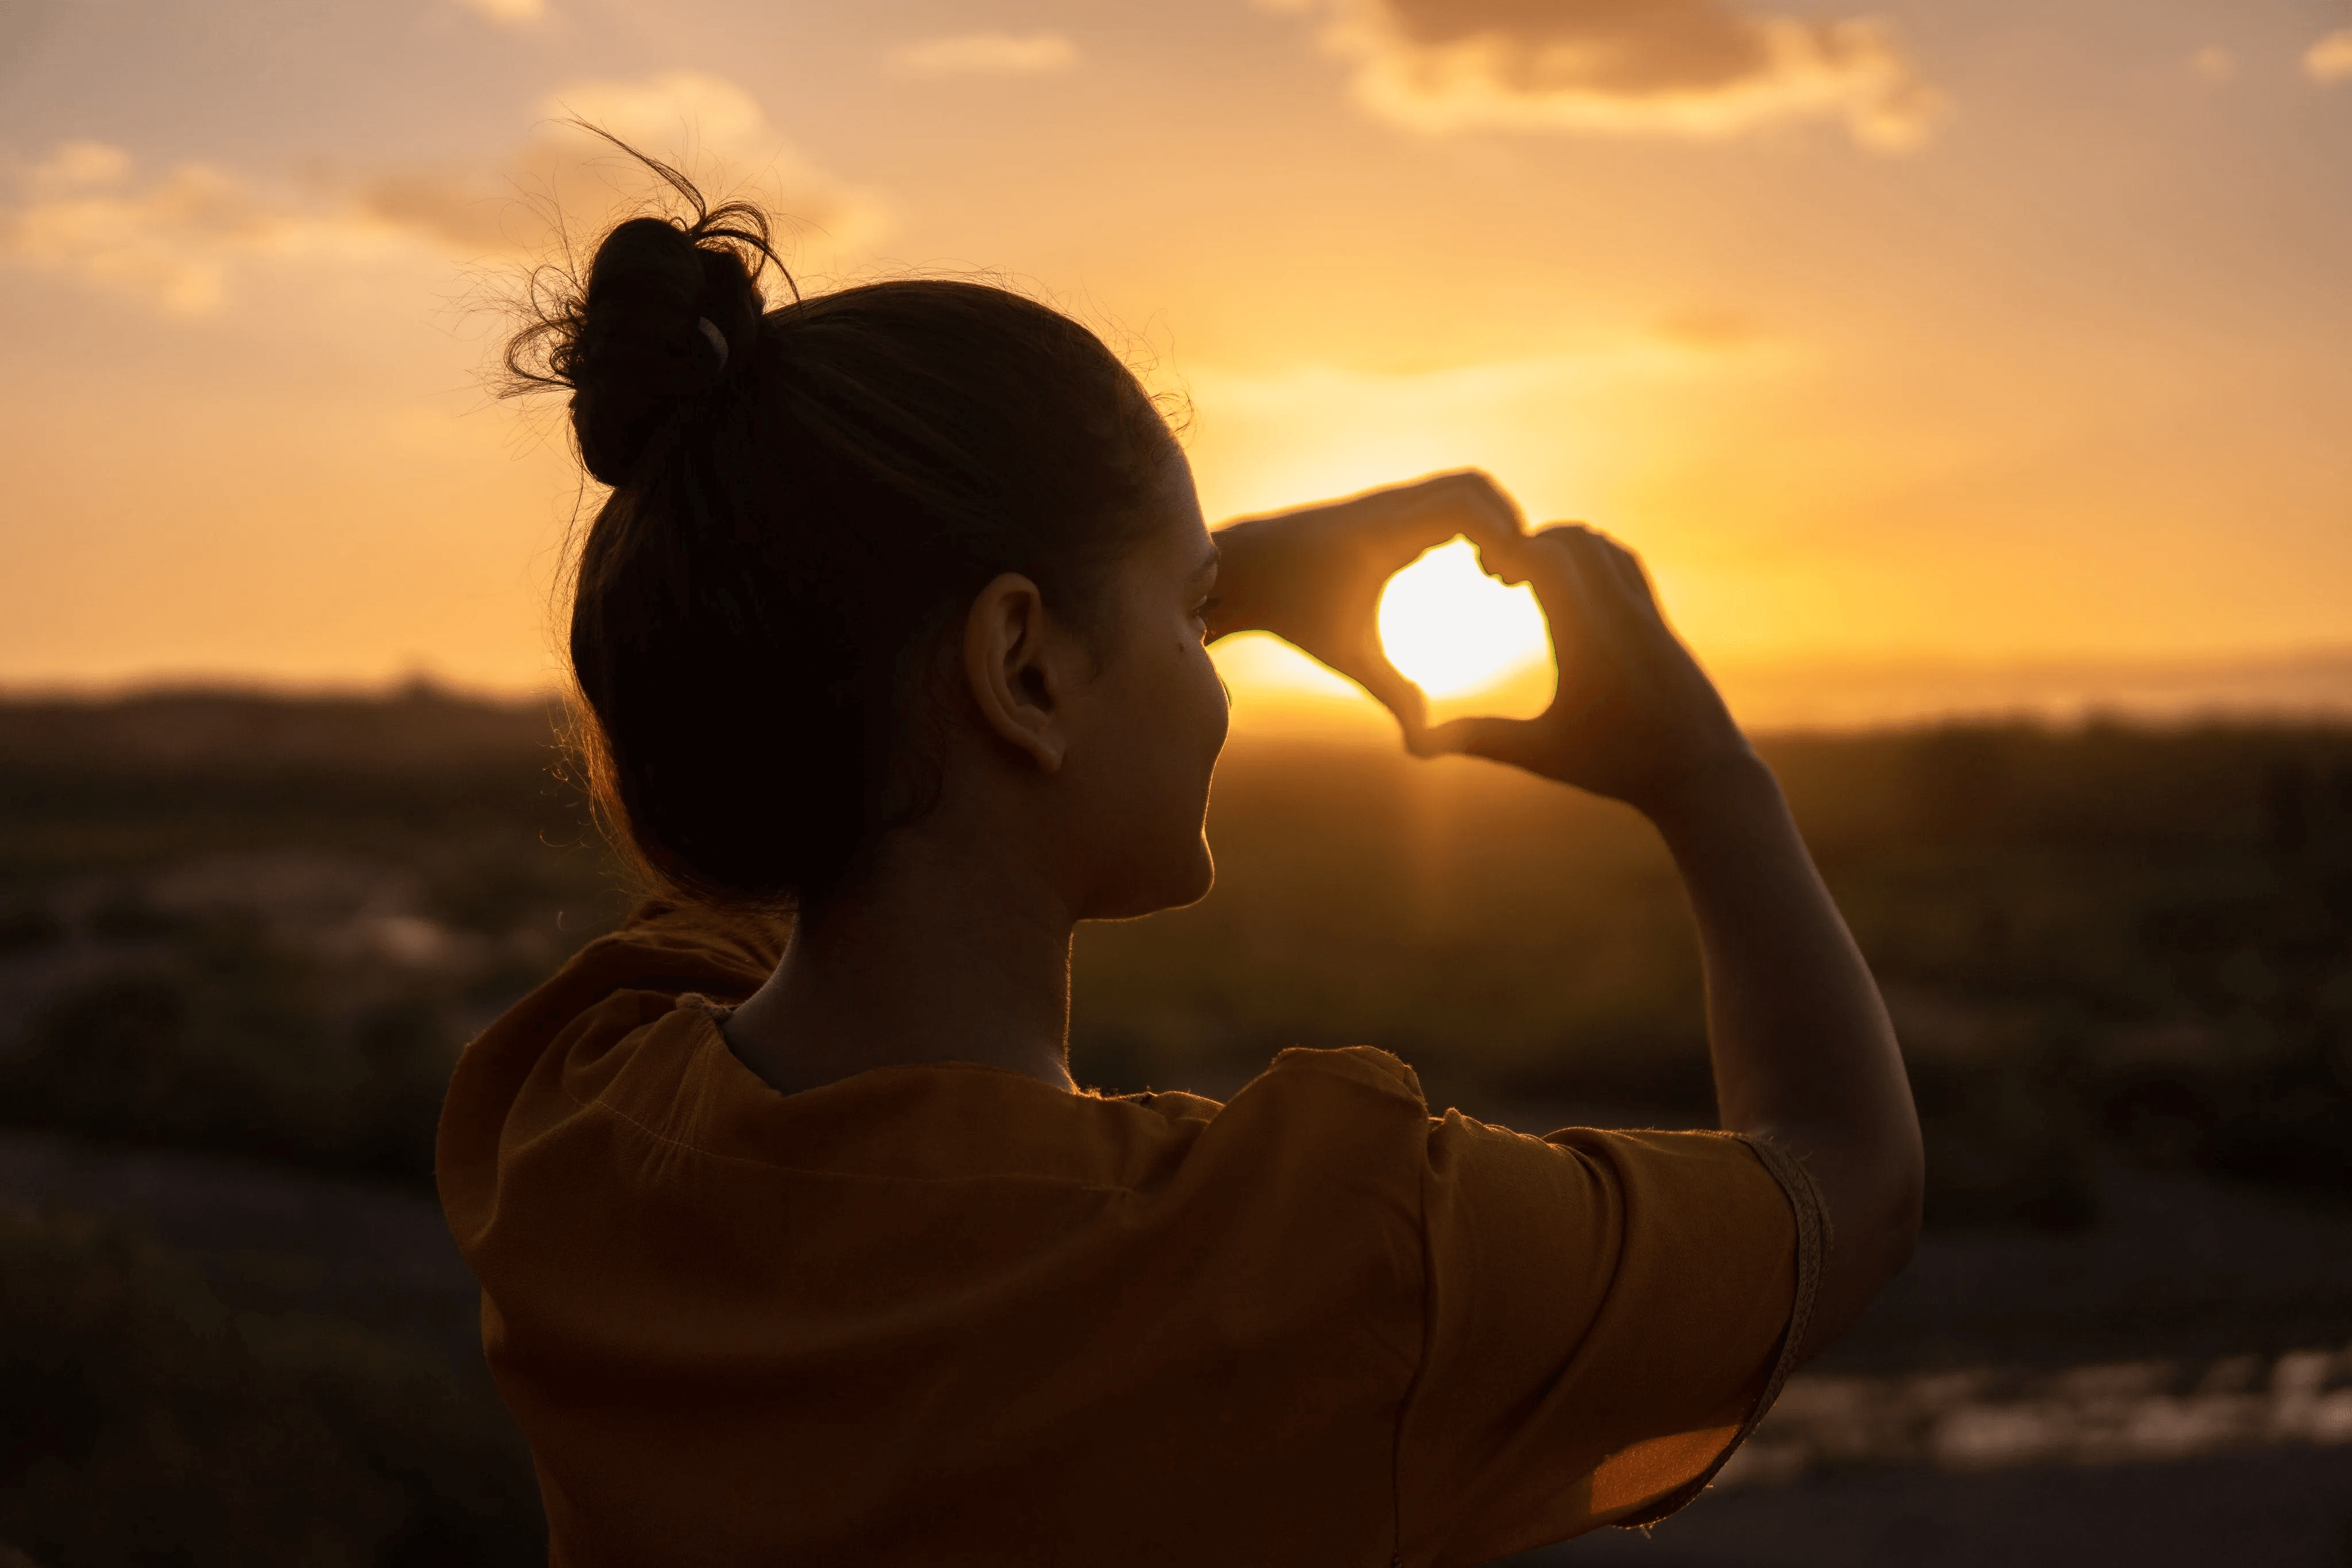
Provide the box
[3,0,2351,727]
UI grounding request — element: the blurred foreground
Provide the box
[1,689,2349,1563]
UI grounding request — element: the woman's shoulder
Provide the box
[564,897,792,997]
[461,898,785,1068]
[436,899,787,1227]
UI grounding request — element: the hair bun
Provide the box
[568,216,764,485]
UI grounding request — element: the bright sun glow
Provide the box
[1376,539,1551,698]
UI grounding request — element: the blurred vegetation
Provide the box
[0,688,585,878]
[0,1203,540,1567]
[0,689,629,1188]
[1,692,2349,1233]
[2,690,2351,1562]
[9,917,457,1186]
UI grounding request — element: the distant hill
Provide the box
[0,685,560,775]
[1715,648,2352,731]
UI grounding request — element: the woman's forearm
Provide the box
[1644,752,1923,1359]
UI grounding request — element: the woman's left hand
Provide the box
[1207,470,1527,750]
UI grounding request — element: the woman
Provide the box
[439,171,1922,1567]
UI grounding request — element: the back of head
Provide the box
[513,152,1177,907]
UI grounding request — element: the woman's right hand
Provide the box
[1427,525,1757,821]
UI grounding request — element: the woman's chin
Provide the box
[1169,841,1216,910]
[1087,839,1215,922]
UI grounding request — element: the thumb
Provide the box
[1419,714,1543,767]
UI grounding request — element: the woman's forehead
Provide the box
[1142,452,1214,575]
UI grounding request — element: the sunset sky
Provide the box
[4,0,2351,728]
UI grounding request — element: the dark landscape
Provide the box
[2,688,2349,1565]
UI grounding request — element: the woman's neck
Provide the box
[719,830,1079,1098]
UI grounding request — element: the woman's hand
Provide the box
[1208,471,1526,750]
[1422,524,1756,820]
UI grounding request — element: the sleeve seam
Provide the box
[1608,1130,1831,1530]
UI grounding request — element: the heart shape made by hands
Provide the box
[1374,538,1553,721]
[1206,471,1547,749]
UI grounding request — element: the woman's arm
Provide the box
[1428,526,1922,1361]
[1648,754,1922,1358]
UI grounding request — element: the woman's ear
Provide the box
[962,572,1069,773]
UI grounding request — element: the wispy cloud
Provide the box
[0,142,419,314]
[1275,0,1943,151]
[2307,28,2352,84]
[0,73,892,315]
[460,0,546,28]
[888,31,1080,78]
[520,70,895,250]
[1649,305,1766,353]
[2190,46,2237,85]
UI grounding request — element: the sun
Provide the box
[1375,539,1551,699]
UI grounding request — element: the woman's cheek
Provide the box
[1183,636,1229,759]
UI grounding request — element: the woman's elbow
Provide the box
[1794,1129,1925,1362]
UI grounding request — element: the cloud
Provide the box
[1280,0,1943,150]
[1650,305,1764,352]
[461,0,546,26]
[519,71,894,250]
[0,141,420,314]
[2190,46,2236,84]
[2307,28,2352,84]
[0,73,891,315]
[888,31,1080,78]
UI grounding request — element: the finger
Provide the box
[1475,516,1573,586]
[1423,469,1527,555]
[1517,526,1613,637]
[1583,529,1666,620]
[1549,525,1659,644]
[1329,643,1432,746]
[1361,470,1527,559]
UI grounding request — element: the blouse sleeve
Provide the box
[1394,1116,1825,1568]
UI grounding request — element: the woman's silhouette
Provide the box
[439,154,1921,1566]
